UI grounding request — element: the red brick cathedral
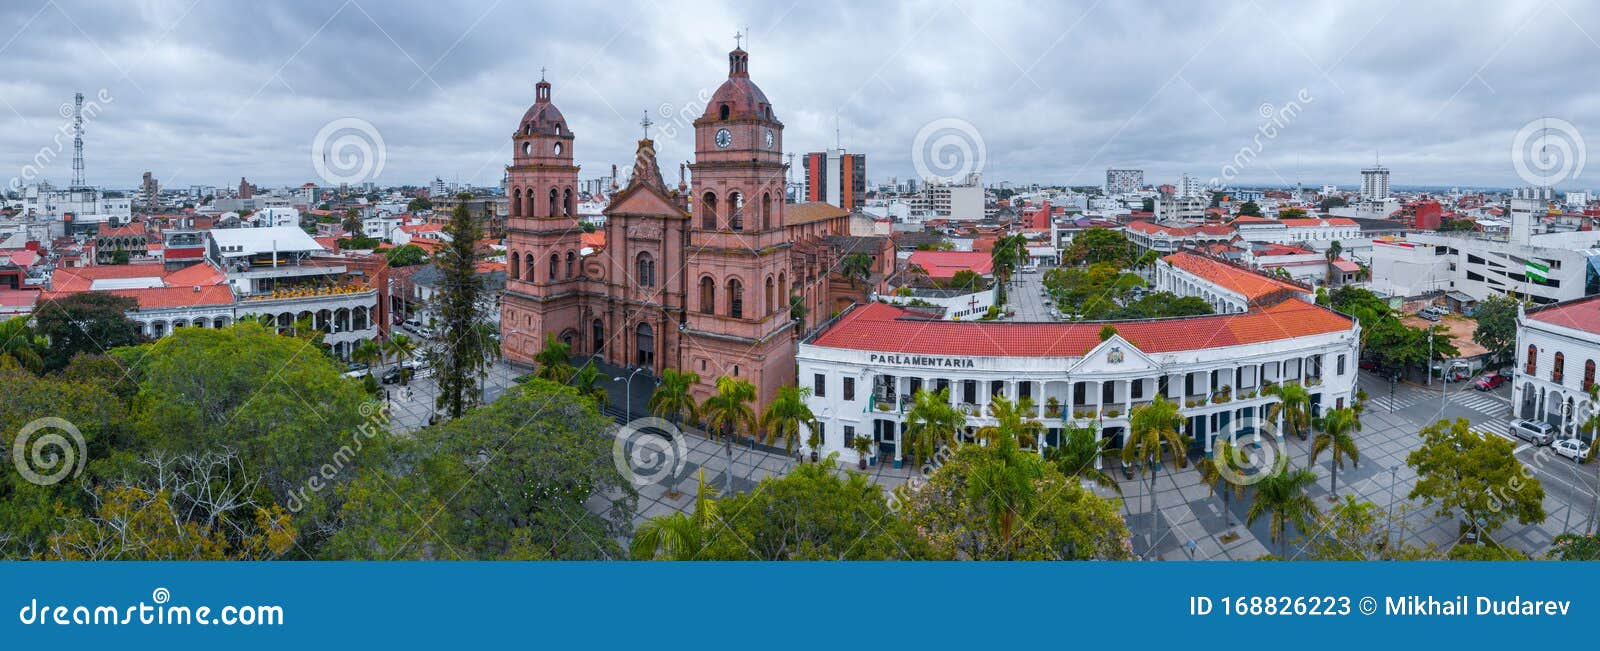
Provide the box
[501,45,854,408]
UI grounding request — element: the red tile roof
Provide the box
[906,251,994,278]
[50,263,168,292]
[1527,295,1600,336]
[1283,217,1357,227]
[810,300,1352,358]
[42,285,235,310]
[1163,251,1307,302]
[162,262,227,287]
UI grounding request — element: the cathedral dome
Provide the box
[703,48,777,123]
[518,79,570,136]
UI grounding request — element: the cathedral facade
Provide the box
[500,46,850,409]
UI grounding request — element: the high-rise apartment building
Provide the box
[803,149,866,210]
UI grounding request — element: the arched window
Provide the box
[765,275,775,314]
[636,252,655,287]
[699,277,715,314]
[592,319,606,355]
[1527,345,1538,375]
[727,278,744,318]
[636,323,655,367]
[761,192,772,229]
[718,104,730,120]
[549,254,560,281]
[548,188,559,218]
[511,188,521,216]
[778,272,788,310]
[509,252,521,280]
[729,192,744,231]
[701,191,718,229]
[566,251,576,278]
[525,254,536,282]
[1585,359,1595,391]
[1553,352,1565,383]
[563,188,574,216]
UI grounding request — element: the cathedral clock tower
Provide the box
[683,42,797,405]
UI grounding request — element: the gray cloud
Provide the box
[1,0,1597,192]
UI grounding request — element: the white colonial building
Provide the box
[797,298,1361,467]
[1515,297,1600,441]
[1153,250,1315,315]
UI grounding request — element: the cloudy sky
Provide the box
[2,0,1597,193]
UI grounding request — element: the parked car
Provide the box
[1510,419,1556,446]
[1359,359,1378,371]
[1419,310,1441,322]
[381,366,414,385]
[1552,438,1591,462]
[1474,372,1508,391]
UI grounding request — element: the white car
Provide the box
[1552,438,1591,462]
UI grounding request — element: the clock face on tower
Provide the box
[764,129,774,149]
[715,128,732,148]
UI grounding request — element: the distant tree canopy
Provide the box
[34,293,145,372]
[1238,201,1263,217]
[1472,294,1519,365]
[384,243,428,267]
[1063,228,1135,267]
[1319,196,1348,211]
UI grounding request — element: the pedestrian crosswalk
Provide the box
[1449,390,1511,417]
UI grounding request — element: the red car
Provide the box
[1474,373,1508,391]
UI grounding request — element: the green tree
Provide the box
[759,385,815,457]
[383,333,418,385]
[351,339,382,377]
[1318,196,1348,211]
[1407,418,1545,542]
[1123,395,1188,543]
[1062,227,1134,267]
[1281,207,1308,219]
[342,208,363,235]
[433,196,490,419]
[570,361,609,408]
[1238,201,1262,217]
[533,333,574,382]
[649,368,700,428]
[34,293,146,371]
[701,376,757,493]
[839,253,872,287]
[903,387,965,466]
[0,315,46,373]
[700,463,925,559]
[631,470,718,560]
[1044,422,1118,493]
[1304,496,1437,560]
[328,378,635,559]
[384,243,428,267]
[1263,381,1312,442]
[1471,294,1520,366]
[1246,467,1320,557]
[1311,407,1360,494]
[406,197,432,212]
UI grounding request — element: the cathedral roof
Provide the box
[703,48,777,122]
[518,79,568,136]
[627,139,667,193]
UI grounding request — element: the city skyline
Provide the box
[1,1,1597,191]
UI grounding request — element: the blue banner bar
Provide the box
[2,562,1594,648]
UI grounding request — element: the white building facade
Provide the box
[1515,297,1600,442]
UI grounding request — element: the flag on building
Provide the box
[1525,260,1549,282]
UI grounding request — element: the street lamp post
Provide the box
[613,366,647,420]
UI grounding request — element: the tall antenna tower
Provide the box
[70,92,85,188]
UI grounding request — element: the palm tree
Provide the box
[1310,407,1360,494]
[631,470,718,560]
[839,253,872,288]
[351,339,382,377]
[965,418,1042,558]
[384,333,418,385]
[1044,422,1119,494]
[648,368,700,497]
[0,316,45,373]
[1246,467,1321,557]
[1262,381,1312,442]
[1122,395,1189,546]
[903,387,965,466]
[1324,239,1343,286]
[649,368,701,428]
[759,385,816,457]
[533,333,573,382]
[701,376,757,493]
[1196,438,1247,527]
[572,361,609,408]
[978,395,1043,450]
